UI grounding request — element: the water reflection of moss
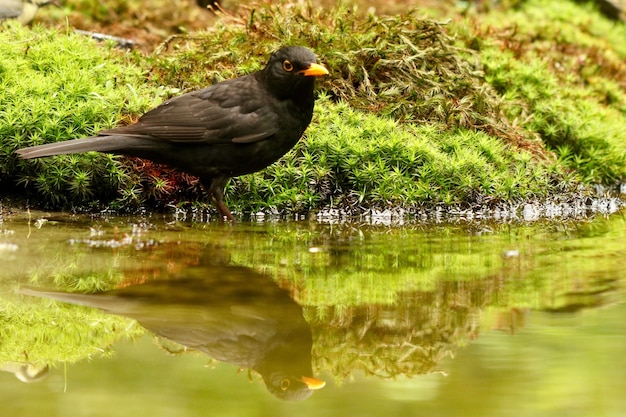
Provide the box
[304,280,498,381]
[0,294,143,367]
[2,215,625,380]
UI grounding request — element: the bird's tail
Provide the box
[17,286,121,312]
[16,135,132,159]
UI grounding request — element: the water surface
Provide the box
[0,211,624,416]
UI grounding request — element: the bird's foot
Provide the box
[211,197,235,222]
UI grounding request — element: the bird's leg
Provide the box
[202,176,235,222]
[212,194,235,222]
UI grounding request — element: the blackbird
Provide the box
[19,259,325,400]
[16,46,329,221]
[0,0,58,24]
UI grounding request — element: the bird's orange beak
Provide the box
[300,63,329,77]
[299,376,326,390]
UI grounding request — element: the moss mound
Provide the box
[1,1,625,214]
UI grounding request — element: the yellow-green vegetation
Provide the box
[232,97,551,212]
[1,292,143,366]
[0,22,162,209]
[0,242,140,366]
[464,0,626,184]
[0,0,625,214]
[2,214,624,377]
[224,217,625,380]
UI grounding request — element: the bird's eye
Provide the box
[280,379,291,390]
[282,60,294,72]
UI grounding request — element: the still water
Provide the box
[0,210,625,416]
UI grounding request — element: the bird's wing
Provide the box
[100,76,280,144]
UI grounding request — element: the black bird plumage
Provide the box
[18,263,325,400]
[16,46,328,220]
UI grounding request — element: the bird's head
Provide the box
[262,46,328,100]
[263,373,326,401]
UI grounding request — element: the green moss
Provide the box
[228,97,558,213]
[0,298,142,366]
[0,23,161,209]
[461,0,626,184]
[1,1,625,214]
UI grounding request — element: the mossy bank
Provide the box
[1,0,625,216]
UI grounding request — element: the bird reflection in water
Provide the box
[19,262,325,401]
